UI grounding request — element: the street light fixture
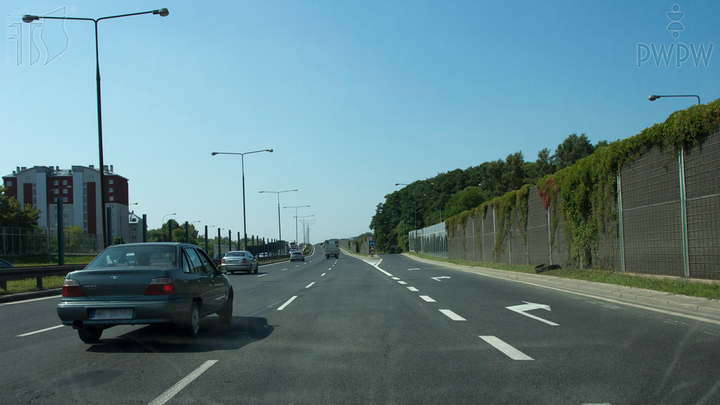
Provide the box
[395,183,417,231]
[22,8,169,248]
[284,205,310,247]
[648,94,701,105]
[162,213,176,242]
[259,189,298,248]
[212,149,273,249]
[295,215,315,245]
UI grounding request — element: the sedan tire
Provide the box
[218,293,233,323]
[185,302,201,336]
[78,327,103,344]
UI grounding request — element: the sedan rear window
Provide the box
[87,246,177,269]
[225,251,246,257]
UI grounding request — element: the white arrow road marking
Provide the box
[506,301,559,326]
[439,309,466,321]
[17,325,64,337]
[149,360,218,405]
[479,336,533,361]
[431,276,451,281]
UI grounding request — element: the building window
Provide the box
[109,188,114,193]
[63,189,68,194]
[109,179,114,185]
[6,181,11,186]
[64,214,68,219]
[63,180,68,185]
[54,189,59,194]
[54,180,59,185]
[109,196,114,202]
[63,197,68,202]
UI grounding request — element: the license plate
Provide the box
[91,308,134,320]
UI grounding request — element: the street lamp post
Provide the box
[212,149,273,249]
[162,213,176,242]
[296,215,315,244]
[395,183,417,230]
[259,189,298,248]
[284,205,310,248]
[648,94,701,105]
[22,8,169,248]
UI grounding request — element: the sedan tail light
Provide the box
[62,279,85,297]
[145,277,175,295]
[221,257,226,264]
[242,258,247,264]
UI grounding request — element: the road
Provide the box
[3,247,720,404]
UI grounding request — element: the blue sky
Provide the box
[3,1,719,244]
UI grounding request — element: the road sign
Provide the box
[369,241,375,247]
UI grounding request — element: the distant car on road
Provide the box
[56,243,233,343]
[290,251,304,262]
[221,251,258,274]
[0,259,14,267]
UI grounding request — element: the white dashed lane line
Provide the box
[479,336,533,361]
[398,281,407,285]
[407,287,419,292]
[148,360,218,405]
[277,296,298,311]
[17,325,64,337]
[305,282,315,288]
[419,295,436,303]
[439,309,466,321]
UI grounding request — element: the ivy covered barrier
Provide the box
[444,98,720,272]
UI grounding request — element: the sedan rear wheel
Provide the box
[218,293,233,323]
[186,302,201,336]
[78,327,102,343]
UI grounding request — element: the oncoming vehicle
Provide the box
[290,251,304,262]
[56,243,233,343]
[221,251,259,274]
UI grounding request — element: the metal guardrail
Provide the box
[0,264,86,291]
[1,254,293,292]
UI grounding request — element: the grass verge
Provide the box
[0,276,65,295]
[409,252,720,301]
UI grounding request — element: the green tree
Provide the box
[555,133,595,169]
[0,186,40,228]
[443,186,488,219]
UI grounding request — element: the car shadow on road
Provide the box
[85,316,274,353]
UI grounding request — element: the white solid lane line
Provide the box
[439,309,466,321]
[0,295,60,307]
[479,336,533,361]
[277,296,298,311]
[407,287,419,292]
[419,295,436,303]
[148,360,218,405]
[305,282,315,288]
[257,274,267,277]
[17,325,64,337]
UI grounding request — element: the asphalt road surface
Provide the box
[3,246,720,404]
